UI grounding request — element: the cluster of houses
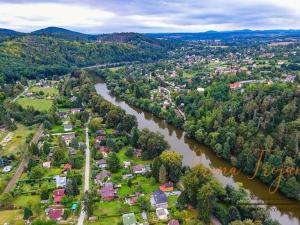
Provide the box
[91,129,182,224]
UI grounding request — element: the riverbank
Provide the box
[94,80,300,225]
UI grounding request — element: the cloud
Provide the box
[0,0,300,33]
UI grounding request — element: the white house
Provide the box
[156,208,169,220]
[54,175,66,188]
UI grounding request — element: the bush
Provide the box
[125,147,134,158]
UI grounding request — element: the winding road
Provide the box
[77,119,90,225]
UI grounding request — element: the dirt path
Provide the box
[3,124,44,193]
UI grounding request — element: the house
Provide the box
[47,208,64,221]
[68,147,77,155]
[63,123,73,132]
[156,208,169,220]
[134,149,142,158]
[70,96,77,102]
[63,163,72,172]
[54,175,67,188]
[42,161,51,169]
[96,159,107,169]
[168,219,180,225]
[285,75,296,83]
[95,170,111,185]
[151,190,168,208]
[160,182,174,192]
[2,166,12,173]
[124,161,131,168]
[58,112,68,119]
[122,174,134,180]
[95,130,105,135]
[99,182,116,201]
[61,133,76,146]
[53,189,65,204]
[122,213,137,225]
[70,108,81,114]
[125,196,138,205]
[132,165,146,174]
[95,135,106,143]
[229,82,241,89]
[99,146,110,158]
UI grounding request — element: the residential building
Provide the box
[151,190,168,208]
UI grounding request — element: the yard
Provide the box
[29,86,59,96]
[0,210,23,225]
[17,97,53,112]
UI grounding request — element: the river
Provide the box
[95,81,300,225]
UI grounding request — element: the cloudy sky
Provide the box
[0,0,300,33]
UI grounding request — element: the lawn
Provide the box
[17,97,53,112]
[30,86,59,96]
[0,210,23,225]
[13,195,41,208]
[2,124,36,157]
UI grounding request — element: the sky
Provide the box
[0,0,300,33]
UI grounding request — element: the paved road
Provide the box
[77,120,90,225]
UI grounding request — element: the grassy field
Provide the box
[30,86,59,96]
[13,195,41,208]
[17,97,53,112]
[2,124,36,157]
[0,210,23,225]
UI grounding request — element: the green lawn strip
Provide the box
[17,97,53,112]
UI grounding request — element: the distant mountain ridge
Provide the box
[146,29,300,40]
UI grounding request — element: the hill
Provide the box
[0,33,173,82]
[31,26,93,40]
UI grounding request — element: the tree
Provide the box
[107,152,121,173]
[88,117,103,133]
[137,196,150,211]
[228,206,241,223]
[83,191,93,217]
[138,128,169,159]
[30,166,45,179]
[125,147,134,158]
[159,150,183,183]
[23,207,33,220]
[118,114,137,132]
[131,127,139,147]
[159,164,167,184]
[66,178,79,196]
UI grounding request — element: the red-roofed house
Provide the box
[99,146,110,158]
[168,219,180,225]
[47,208,64,221]
[132,165,146,174]
[95,136,106,143]
[63,163,72,172]
[53,189,65,204]
[99,182,116,201]
[229,82,241,89]
[160,182,174,192]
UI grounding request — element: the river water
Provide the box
[95,82,300,225]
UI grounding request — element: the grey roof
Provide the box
[152,190,167,204]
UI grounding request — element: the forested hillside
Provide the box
[0,33,172,83]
